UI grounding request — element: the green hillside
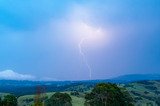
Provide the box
[124,80,160,106]
[1,80,160,106]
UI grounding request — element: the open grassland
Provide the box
[18,92,85,106]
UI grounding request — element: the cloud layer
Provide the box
[0,70,35,80]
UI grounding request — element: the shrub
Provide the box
[45,92,72,106]
[1,95,17,106]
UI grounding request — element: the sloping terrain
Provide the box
[125,80,160,106]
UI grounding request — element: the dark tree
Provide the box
[2,95,17,106]
[85,83,133,106]
[0,98,2,106]
[45,92,72,106]
[156,97,160,106]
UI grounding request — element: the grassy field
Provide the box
[17,91,85,106]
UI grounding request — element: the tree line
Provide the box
[36,83,134,106]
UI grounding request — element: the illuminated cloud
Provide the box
[49,4,108,48]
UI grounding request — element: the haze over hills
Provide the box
[1,72,160,82]
[1,73,160,82]
[0,73,160,96]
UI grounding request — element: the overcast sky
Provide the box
[0,0,160,80]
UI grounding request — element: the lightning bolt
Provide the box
[79,37,92,80]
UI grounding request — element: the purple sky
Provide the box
[0,0,160,80]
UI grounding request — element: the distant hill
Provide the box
[0,80,74,96]
[111,74,160,83]
[1,74,160,96]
